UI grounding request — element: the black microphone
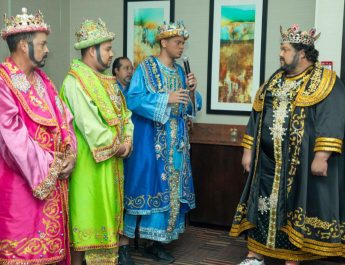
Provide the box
[183,56,191,75]
[183,56,193,89]
[183,56,196,113]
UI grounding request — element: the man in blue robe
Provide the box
[122,21,202,263]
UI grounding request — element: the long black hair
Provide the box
[291,42,319,63]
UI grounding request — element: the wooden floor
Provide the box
[129,226,345,265]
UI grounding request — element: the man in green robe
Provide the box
[60,19,133,265]
[230,24,345,265]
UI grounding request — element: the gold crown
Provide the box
[280,24,320,46]
[1,7,50,39]
[156,21,189,41]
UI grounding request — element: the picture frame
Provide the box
[206,0,268,115]
[123,0,175,68]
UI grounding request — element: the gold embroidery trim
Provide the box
[241,134,254,149]
[0,188,67,263]
[229,219,255,237]
[72,229,119,251]
[288,108,306,194]
[281,225,345,257]
[92,136,121,163]
[295,67,336,107]
[65,145,77,161]
[265,68,306,248]
[68,69,119,126]
[243,134,254,141]
[247,237,322,261]
[314,138,342,153]
[252,65,337,109]
[315,142,342,148]
[242,138,252,146]
[230,203,255,236]
[0,68,57,127]
[73,243,119,252]
[253,83,266,112]
[279,207,345,257]
[315,137,343,144]
[241,143,253,150]
[35,126,54,150]
[33,154,63,200]
[123,136,132,146]
[314,146,342,153]
[84,248,118,265]
[242,138,253,145]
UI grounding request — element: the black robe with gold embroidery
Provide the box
[230,63,345,261]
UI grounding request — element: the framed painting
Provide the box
[207,0,267,115]
[124,0,175,68]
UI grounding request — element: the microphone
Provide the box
[182,56,196,114]
[183,56,193,89]
[183,56,191,75]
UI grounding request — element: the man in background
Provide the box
[112,56,134,93]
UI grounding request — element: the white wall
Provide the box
[69,0,124,61]
[0,1,10,61]
[1,0,70,88]
[315,0,345,75]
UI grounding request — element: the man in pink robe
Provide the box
[0,7,76,265]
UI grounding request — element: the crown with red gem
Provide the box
[156,21,189,41]
[1,7,50,40]
[280,24,320,46]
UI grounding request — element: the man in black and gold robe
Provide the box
[230,24,345,265]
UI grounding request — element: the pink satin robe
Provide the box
[0,58,76,265]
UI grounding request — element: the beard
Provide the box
[28,42,48,68]
[280,53,299,74]
[95,45,111,70]
[36,55,48,68]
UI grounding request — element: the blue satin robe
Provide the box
[121,56,202,242]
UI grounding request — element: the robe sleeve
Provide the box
[61,75,122,163]
[241,109,258,150]
[186,91,202,118]
[120,89,134,145]
[64,100,77,152]
[126,66,171,124]
[314,78,345,154]
[0,78,62,200]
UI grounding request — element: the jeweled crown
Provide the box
[1,7,50,39]
[74,18,115,50]
[280,24,320,46]
[156,21,189,41]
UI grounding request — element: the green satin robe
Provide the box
[60,60,133,251]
